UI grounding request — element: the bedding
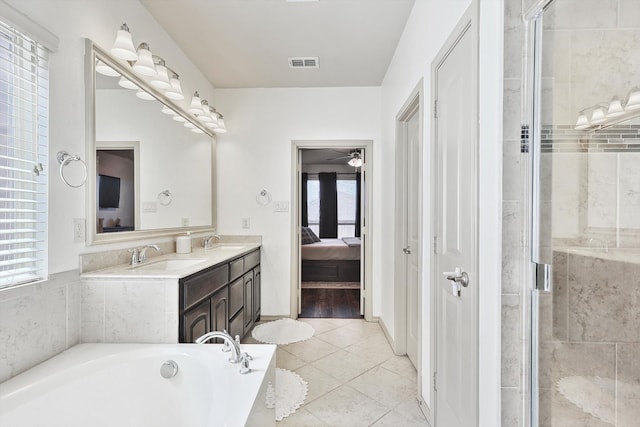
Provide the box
[301,238,361,261]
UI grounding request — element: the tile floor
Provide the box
[246,318,429,426]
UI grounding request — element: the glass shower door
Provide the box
[530,1,640,425]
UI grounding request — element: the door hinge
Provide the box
[433,236,438,254]
[434,100,438,119]
[433,371,437,391]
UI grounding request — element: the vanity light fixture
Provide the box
[135,89,155,101]
[165,72,185,100]
[192,128,205,134]
[183,121,197,129]
[197,100,213,122]
[95,60,120,77]
[606,97,625,118]
[118,76,138,90]
[590,106,607,125]
[110,23,138,61]
[132,43,157,76]
[172,114,187,122]
[207,107,220,127]
[213,115,227,133]
[150,58,171,90]
[625,88,640,111]
[574,111,590,130]
[188,91,204,115]
[161,105,174,115]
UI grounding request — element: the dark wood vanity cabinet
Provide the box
[179,248,261,343]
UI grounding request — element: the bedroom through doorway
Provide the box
[295,145,368,319]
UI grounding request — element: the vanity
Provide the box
[80,244,261,344]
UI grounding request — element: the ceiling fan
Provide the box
[326,149,363,168]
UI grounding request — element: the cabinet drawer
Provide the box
[244,250,260,271]
[229,258,244,281]
[228,277,243,317]
[182,264,228,310]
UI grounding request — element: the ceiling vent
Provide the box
[288,57,319,69]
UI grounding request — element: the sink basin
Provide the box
[132,258,206,271]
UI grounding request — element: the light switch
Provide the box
[242,217,250,229]
[274,201,289,212]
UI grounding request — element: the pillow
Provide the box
[301,227,321,245]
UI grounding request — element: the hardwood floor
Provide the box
[300,288,362,319]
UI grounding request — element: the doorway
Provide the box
[290,140,373,320]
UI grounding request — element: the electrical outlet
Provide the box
[242,217,250,229]
[274,201,289,212]
[73,218,85,243]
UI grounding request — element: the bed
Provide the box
[301,237,361,282]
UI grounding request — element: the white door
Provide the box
[433,12,478,427]
[405,107,421,367]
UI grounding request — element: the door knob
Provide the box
[403,246,412,255]
[443,267,470,297]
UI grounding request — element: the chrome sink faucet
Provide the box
[195,330,252,374]
[128,244,160,265]
[203,234,221,249]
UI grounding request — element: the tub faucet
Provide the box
[196,330,251,373]
[138,244,160,263]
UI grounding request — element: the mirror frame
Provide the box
[84,39,217,245]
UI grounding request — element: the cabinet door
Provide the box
[211,287,229,336]
[243,271,254,331]
[229,309,244,339]
[182,298,211,343]
[253,266,261,322]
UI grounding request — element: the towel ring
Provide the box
[158,189,173,206]
[57,151,87,188]
[256,189,272,206]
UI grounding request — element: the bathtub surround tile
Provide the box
[619,0,640,28]
[551,251,568,341]
[544,0,617,30]
[0,271,81,382]
[538,342,615,390]
[501,387,523,427]
[567,254,640,342]
[616,344,640,427]
[503,78,523,141]
[501,294,522,388]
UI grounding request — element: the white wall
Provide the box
[4,0,217,273]
[213,87,380,316]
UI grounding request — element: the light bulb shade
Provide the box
[183,122,197,129]
[574,113,590,130]
[161,105,175,115]
[197,102,212,122]
[625,89,640,111]
[191,128,205,134]
[132,44,157,76]
[150,63,171,90]
[165,75,184,100]
[606,97,625,118]
[110,25,138,61]
[172,115,187,122]
[95,60,120,77]
[590,106,607,125]
[348,157,363,167]
[118,76,138,90]
[135,89,155,101]
[213,118,227,133]
[188,92,203,115]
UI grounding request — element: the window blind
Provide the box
[0,19,48,289]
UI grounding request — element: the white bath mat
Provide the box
[265,368,309,421]
[252,318,315,345]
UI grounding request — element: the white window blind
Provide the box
[0,19,48,289]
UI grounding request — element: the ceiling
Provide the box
[140,0,416,89]
[302,148,359,165]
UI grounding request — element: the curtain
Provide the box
[301,173,309,227]
[355,172,361,237]
[318,172,338,238]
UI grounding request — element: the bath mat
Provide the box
[266,368,309,421]
[252,318,315,345]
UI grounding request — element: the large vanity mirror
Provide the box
[85,39,216,244]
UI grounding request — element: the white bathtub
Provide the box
[0,343,276,427]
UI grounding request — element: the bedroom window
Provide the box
[0,19,50,289]
[306,175,357,238]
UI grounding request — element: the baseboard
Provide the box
[258,315,290,322]
[377,317,397,354]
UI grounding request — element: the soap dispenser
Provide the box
[176,232,192,254]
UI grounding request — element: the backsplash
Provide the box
[541,121,640,153]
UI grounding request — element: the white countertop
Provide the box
[81,243,261,279]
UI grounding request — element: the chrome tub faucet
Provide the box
[196,330,252,374]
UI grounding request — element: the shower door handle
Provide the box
[534,262,552,292]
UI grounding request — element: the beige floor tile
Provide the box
[370,409,428,427]
[344,333,395,364]
[315,325,368,348]
[304,385,391,427]
[348,366,417,408]
[389,397,428,424]
[278,407,328,426]
[298,318,344,334]
[381,355,418,383]
[343,320,384,337]
[312,349,378,382]
[294,364,342,403]
[277,347,307,371]
[281,337,340,363]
